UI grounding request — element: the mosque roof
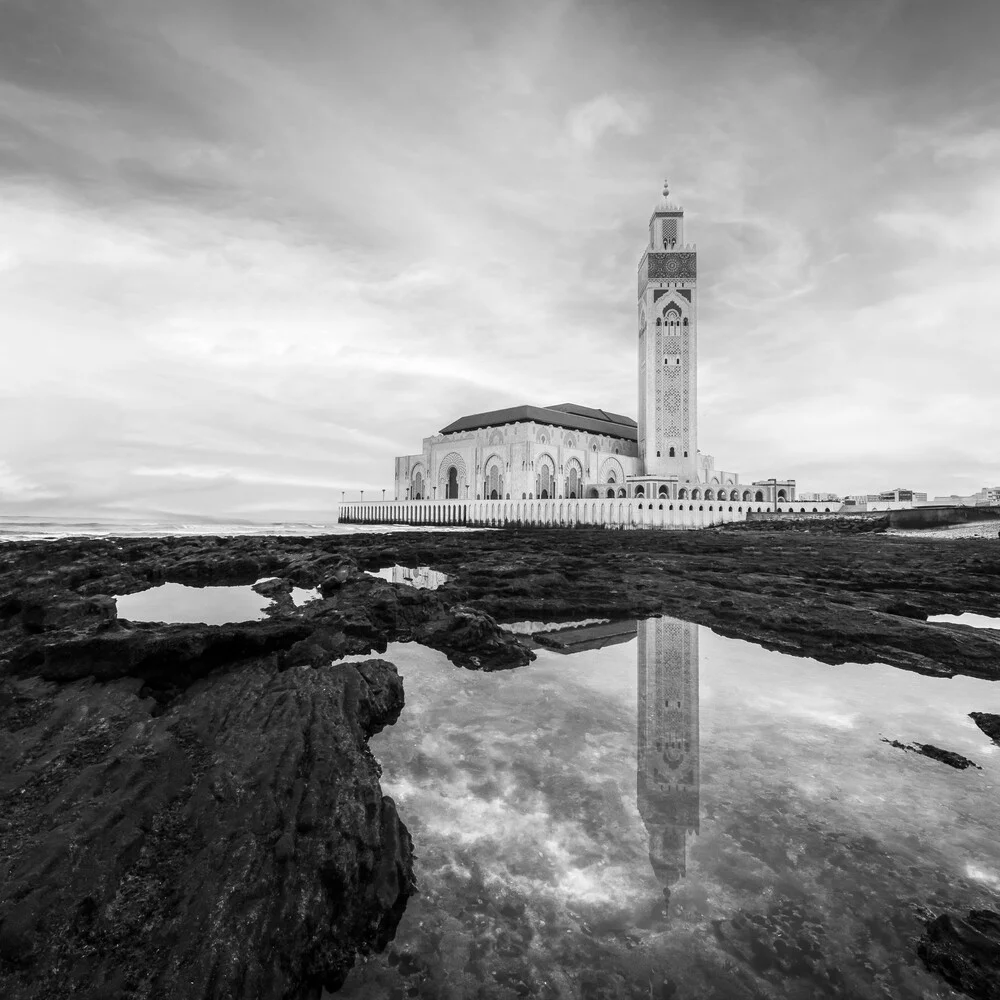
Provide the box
[438,402,638,441]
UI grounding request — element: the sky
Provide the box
[1,0,999,520]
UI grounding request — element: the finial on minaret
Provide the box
[662,179,670,199]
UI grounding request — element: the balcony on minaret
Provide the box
[637,245,698,297]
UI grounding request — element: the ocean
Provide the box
[0,516,466,543]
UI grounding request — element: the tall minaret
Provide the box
[636,615,700,903]
[637,181,698,481]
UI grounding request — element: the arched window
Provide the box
[755,491,764,502]
[447,466,459,499]
[412,470,424,500]
[658,486,669,497]
[568,462,581,500]
[537,462,552,500]
[617,488,626,498]
[635,486,645,497]
[691,489,701,500]
[705,489,714,500]
[486,464,502,502]
[606,488,615,498]
[678,488,688,500]
[668,446,675,457]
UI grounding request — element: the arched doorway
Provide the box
[447,466,459,499]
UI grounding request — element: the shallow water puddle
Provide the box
[291,587,321,606]
[366,565,449,589]
[114,582,273,624]
[338,617,1000,1000]
[928,612,1000,630]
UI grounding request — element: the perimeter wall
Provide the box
[337,497,765,529]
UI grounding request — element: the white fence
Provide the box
[337,497,787,530]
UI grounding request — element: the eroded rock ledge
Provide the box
[0,657,412,999]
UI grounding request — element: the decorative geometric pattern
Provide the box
[599,456,625,485]
[676,289,692,302]
[647,252,696,283]
[436,452,467,495]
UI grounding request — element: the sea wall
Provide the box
[888,505,1000,530]
[337,497,764,530]
[746,509,884,524]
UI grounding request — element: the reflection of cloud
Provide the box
[965,863,1000,889]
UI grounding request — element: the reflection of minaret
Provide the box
[637,616,699,904]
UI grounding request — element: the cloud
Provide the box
[566,93,647,149]
[0,461,56,502]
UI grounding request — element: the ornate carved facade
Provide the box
[392,182,792,505]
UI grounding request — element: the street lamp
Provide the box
[433,486,437,500]
[382,488,386,503]
[360,490,364,503]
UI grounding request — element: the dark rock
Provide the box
[970,712,1000,746]
[318,557,361,595]
[280,628,349,670]
[414,606,535,671]
[252,575,291,598]
[881,737,982,770]
[10,618,314,692]
[884,600,927,620]
[918,909,1000,1000]
[0,658,413,999]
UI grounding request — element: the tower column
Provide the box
[637,181,698,481]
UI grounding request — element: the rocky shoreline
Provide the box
[1,524,999,998]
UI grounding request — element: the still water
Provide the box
[338,617,1000,999]
[927,612,1000,630]
[114,582,274,624]
[367,566,450,590]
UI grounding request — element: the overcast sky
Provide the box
[2,0,998,519]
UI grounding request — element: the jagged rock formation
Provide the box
[0,657,412,999]
[970,712,1000,746]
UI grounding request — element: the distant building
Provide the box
[797,491,841,502]
[877,488,927,503]
[926,486,1000,507]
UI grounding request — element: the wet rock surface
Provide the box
[2,527,999,681]
[1,525,999,997]
[0,658,413,999]
[970,712,1000,746]
[918,909,1000,1000]
[881,738,983,770]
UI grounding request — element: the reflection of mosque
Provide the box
[637,616,700,904]
[385,565,449,590]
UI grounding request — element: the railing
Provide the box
[336,497,786,530]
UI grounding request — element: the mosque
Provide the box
[394,182,795,507]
